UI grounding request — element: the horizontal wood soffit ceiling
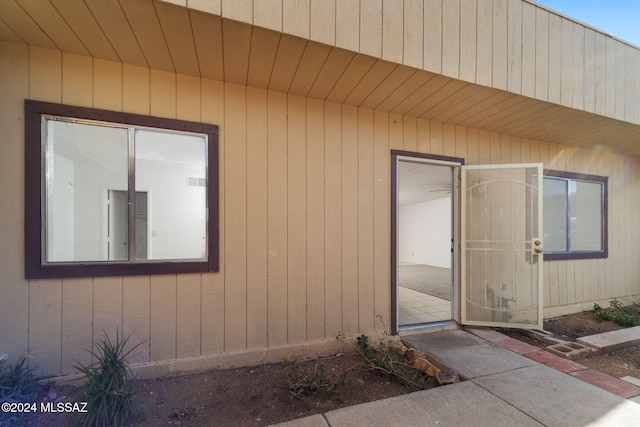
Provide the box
[1,0,639,157]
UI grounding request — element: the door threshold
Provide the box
[398,320,459,336]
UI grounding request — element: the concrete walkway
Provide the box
[578,325,640,352]
[272,329,640,427]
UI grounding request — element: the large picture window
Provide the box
[543,170,607,260]
[25,100,219,278]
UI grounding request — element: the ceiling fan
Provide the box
[429,185,452,194]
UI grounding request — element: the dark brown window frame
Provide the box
[543,169,608,261]
[24,99,219,279]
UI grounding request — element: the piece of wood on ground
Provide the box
[407,348,440,377]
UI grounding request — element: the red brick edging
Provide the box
[465,327,640,399]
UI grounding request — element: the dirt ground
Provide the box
[21,351,436,427]
[127,353,429,426]
[12,307,639,427]
[504,309,640,379]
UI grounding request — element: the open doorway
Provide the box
[107,190,148,260]
[392,152,462,332]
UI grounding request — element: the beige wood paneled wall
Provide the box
[1,40,639,375]
[175,0,640,126]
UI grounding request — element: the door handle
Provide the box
[533,240,543,254]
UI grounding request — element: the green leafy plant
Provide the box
[593,300,640,327]
[1,357,45,426]
[355,335,376,361]
[72,330,143,427]
[336,316,431,391]
[0,358,42,403]
[610,299,623,310]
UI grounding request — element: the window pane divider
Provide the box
[128,127,136,262]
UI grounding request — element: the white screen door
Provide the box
[461,164,543,329]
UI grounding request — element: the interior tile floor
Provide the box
[398,286,451,326]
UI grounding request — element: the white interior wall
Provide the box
[398,196,451,268]
[134,129,207,260]
[135,161,207,259]
[74,157,125,260]
[50,153,74,260]
[49,145,206,261]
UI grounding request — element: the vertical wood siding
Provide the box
[0,41,30,370]
[182,0,640,126]
[1,41,639,374]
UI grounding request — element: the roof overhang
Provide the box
[1,0,639,157]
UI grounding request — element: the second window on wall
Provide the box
[543,170,608,260]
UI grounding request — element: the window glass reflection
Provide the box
[134,129,207,260]
[45,120,128,262]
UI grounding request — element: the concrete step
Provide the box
[621,376,640,387]
[577,325,640,352]
[403,329,537,380]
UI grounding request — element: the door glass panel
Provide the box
[462,164,543,329]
